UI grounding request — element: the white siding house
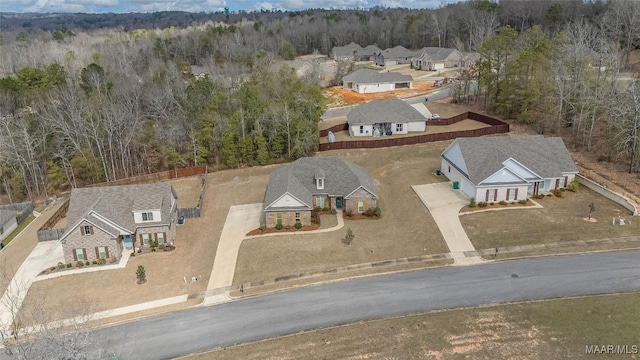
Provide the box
[347,99,427,137]
[440,136,578,203]
[0,210,17,243]
[342,69,413,94]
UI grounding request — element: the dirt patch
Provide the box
[326,81,434,106]
[171,176,204,208]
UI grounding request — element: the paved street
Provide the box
[43,250,640,360]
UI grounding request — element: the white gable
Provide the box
[442,142,468,175]
[503,158,541,180]
[271,193,305,208]
[480,167,527,184]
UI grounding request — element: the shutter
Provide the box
[485,189,489,202]
[79,227,83,236]
[139,233,143,246]
[73,249,77,261]
[154,233,158,242]
[364,201,367,211]
[163,232,167,243]
[272,213,276,226]
[312,196,316,207]
[494,189,498,201]
[105,247,110,258]
[506,189,510,200]
[301,212,304,225]
[514,188,519,201]
[95,247,99,259]
[90,226,94,235]
[82,248,87,260]
[564,176,568,187]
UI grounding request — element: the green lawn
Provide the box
[2,214,36,247]
[460,188,640,249]
[187,292,640,359]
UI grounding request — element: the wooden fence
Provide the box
[88,166,207,188]
[37,228,66,242]
[177,166,208,219]
[318,111,509,151]
[38,199,69,232]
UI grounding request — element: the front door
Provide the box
[123,234,133,250]
[533,181,540,196]
[336,197,343,209]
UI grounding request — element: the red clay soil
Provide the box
[329,82,434,105]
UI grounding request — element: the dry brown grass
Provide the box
[171,176,204,208]
[233,142,451,284]
[21,166,277,323]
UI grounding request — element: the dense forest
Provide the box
[0,0,638,202]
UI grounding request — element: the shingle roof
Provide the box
[420,47,458,61]
[342,68,413,85]
[347,99,426,125]
[332,42,363,58]
[64,182,177,238]
[264,157,377,211]
[0,209,15,226]
[450,136,578,184]
[361,45,382,56]
[382,45,417,59]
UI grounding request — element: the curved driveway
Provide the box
[64,250,640,360]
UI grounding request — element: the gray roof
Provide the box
[0,209,15,226]
[342,68,412,85]
[64,182,177,238]
[381,45,418,59]
[347,99,426,125]
[447,136,578,184]
[361,45,382,56]
[332,42,363,58]
[419,47,458,61]
[264,157,377,211]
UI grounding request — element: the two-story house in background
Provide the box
[59,182,178,264]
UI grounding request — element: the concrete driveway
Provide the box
[412,182,483,265]
[206,203,263,291]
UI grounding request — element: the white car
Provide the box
[431,113,441,120]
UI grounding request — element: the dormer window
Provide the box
[315,167,326,190]
[142,212,154,221]
[316,178,324,190]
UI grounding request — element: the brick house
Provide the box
[262,157,378,228]
[59,182,178,264]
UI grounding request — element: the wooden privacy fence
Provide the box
[177,166,208,219]
[318,111,509,151]
[88,166,207,188]
[38,228,66,242]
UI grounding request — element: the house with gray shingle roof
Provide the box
[412,47,462,71]
[263,157,377,228]
[347,99,426,137]
[440,136,578,203]
[59,182,178,263]
[0,209,17,244]
[331,43,383,62]
[374,46,420,67]
[342,68,413,94]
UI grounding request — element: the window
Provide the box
[316,178,324,190]
[357,201,364,213]
[359,125,364,134]
[295,212,301,223]
[506,188,518,201]
[97,246,107,259]
[141,212,154,221]
[142,233,150,245]
[486,189,498,202]
[396,123,403,132]
[276,213,282,225]
[316,196,325,208]
[75,248,85,261]
[157,232,165,244]
[82,225,92,235]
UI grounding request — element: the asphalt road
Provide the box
[13,250,640,359]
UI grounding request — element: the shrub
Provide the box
[66,263,72,268]
[364,208,374,217]
[568,179,579,192]
[130,252,136,257]
[85,261,90,266]
[284,225,291,230]
[57,262,65,270]
[323,206,330,212]
[275,223,283,230]
[373,207,382,217]
[137,248,142,253]
[469,198,477,208]
[151,248,156,252]
[159,244,165,250]
[499,200,507,205]
[478,202,488,208]
[345,209,353,217]
[110,257,117,264]
[554,189,563,197]
[343,228,354,246]
[76,261,84,268]
[50,266,56,271]
[489,202,495,206]
[136,265,146,284]
[510,202,515,204]
[546,193,553,197]
[97,258,106,265]
[518,199,528,204]
[294,222,302,229]
[92,260,98,265]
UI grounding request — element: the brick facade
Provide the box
[265,210,311,228]
[62,220,121,263]
[345,187,377,214]
[135,225,171,249]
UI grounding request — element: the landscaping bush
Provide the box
[97,258,106,265]
[489,202,495,205]
[151,248,156,252]
[478,202,488,208]
[136,265,146,284]
[499,200,507,205]
[546,193,553,197]
[294,222,302,229]
[137,248,142,253]
[275,223,283,230]
[343,228,354,246]
[66,263,72,268]
[92,260,98,265]
[57,262,65,270]
[159,244,165,250]
[50,266,56,271]
[76,261,84,268]
[110,257,117,264]
[364,208,374,217]
[345,209,353,217]
[373,207,382,217]
[322,206,329,212]
[568,179,579,192]
[469,198,477,208]
[284,225,290,230]
[85,261,90,266]
[130,252,136,257]
[554,189,563,197]
[518,199,528,204]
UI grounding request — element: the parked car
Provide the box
[431,113,441,120]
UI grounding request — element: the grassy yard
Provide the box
[461,188,640,250]
[233,142,450,284]
[186,292,640,359]
[171,176,204,208]
[21,166,276,323]
[1,214,35,247]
